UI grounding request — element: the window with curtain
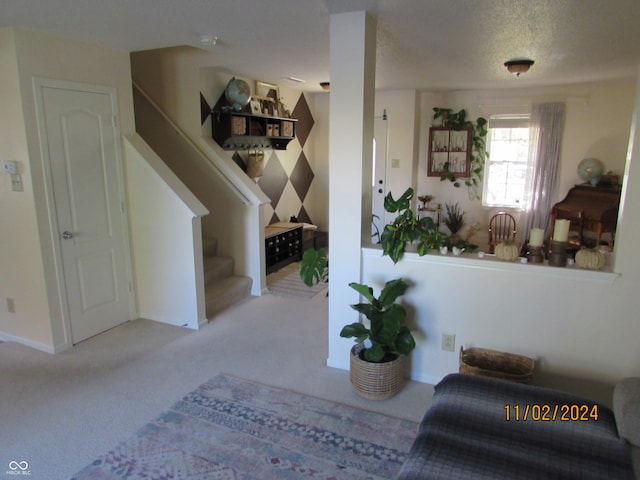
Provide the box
[482,114,532,209]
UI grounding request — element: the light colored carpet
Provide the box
[0,285,433,480]
[71,373,419,479]
[267,262,328,299]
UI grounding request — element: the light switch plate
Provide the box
[11,174,23,192]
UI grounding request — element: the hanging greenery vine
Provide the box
[433,108,488,200]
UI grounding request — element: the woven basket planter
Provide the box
[350,345,407,400]
[459,346,535,384]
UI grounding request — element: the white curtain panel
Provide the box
[523,102,566,242]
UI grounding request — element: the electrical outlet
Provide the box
[6,298,15,314]
[441,333,455,352]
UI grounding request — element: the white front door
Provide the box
[372,112,389,242]
[36,81,132,344]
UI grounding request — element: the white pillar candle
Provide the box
[529,228,544,247]
[553,219,570,242]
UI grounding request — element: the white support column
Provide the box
[327,11,376,370]
[612,68,640,276]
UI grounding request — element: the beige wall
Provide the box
[131,48,312,233]
[416,78,636,248]
[0,27,135,351]
[0,28,53,349]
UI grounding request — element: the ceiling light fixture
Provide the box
[199,35,218,47]
[319,82,330,91]
[504,59,534,76]
[287,76,306,83]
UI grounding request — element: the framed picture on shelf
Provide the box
[250,100,262,115]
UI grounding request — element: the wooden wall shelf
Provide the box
[427,127,472,178]
[211,110,297,150]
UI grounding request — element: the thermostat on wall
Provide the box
[3,161,18,175]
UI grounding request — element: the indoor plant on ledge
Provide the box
[381,187,447,263]
[381,187,477,263]
[341,278,416,400]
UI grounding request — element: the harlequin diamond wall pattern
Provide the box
[200,91,316,226]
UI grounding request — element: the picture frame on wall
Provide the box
[255,80,279,103]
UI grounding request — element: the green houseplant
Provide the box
[299,247,328,287]
[380,187,447,263]
[432,107,488,199]
[341,278,415,399]
[341,278,415,362]
[443,202,465,237]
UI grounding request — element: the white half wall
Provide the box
[124,135,209,329]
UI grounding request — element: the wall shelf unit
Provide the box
[427,127,472,178]
[211,110,297,150]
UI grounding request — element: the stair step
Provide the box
[205,275,253,319]
[203,256,234,284]
[203,236,218,258]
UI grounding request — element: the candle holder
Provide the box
[548,240,568,267]
[527,244,544,264]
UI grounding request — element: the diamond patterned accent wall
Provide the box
[291,94,314,148]
[290,152,314,202]
[201,91,317,226]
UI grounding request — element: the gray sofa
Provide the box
[396,374,638,479]
[614,377,640,477]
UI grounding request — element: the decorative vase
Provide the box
[349,345,406,400]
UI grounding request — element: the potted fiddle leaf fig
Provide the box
[341,278,415,399]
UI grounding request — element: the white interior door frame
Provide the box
[33,77,135,350]
[372,110,389,242]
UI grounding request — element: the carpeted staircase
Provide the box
[203,236,252,319]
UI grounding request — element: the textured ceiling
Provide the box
[2,0,640,91]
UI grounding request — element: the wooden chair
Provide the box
[488,212,517,254]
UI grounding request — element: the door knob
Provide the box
[62,231,74,240]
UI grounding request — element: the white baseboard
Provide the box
[138,312,198,330]
[0,330,64,354]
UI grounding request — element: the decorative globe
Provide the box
[224,77,251,111]
[577,158,604,186]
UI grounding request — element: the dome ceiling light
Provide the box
[504,59,535,76]
[199,35,218,46]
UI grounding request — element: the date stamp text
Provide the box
[504,404,599,421]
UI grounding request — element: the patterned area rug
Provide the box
[267,262,327,299]
[70,374,418,480]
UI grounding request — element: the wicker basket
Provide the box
[459,346,535,384]
[350,345,406,400]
